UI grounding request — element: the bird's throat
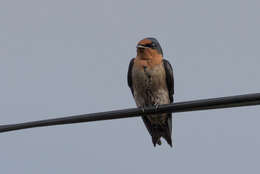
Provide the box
[135,55,163,68]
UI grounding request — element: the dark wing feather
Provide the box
[141,116,154,139]
[127,58,135,95]
[127,58,154,139]
[163,59,174,145]
[163,59,174,103]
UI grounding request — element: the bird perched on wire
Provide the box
[127,37,174,147]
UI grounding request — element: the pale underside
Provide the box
[132,62,170,124]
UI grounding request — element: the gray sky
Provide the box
[1,0,260,173]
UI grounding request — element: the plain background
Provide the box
[0,0,260,173]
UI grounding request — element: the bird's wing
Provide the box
[162,59,174,143]
[163,59,174,103]
[127,58,154,137]
[127,58,135,95]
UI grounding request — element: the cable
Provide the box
[0,93,260,133]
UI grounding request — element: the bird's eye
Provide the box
[145,43,156,49]
[151,43,156,48]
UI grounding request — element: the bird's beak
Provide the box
[136,44,147,49]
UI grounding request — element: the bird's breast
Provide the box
[132,62,169,107]
[133,63,165,88]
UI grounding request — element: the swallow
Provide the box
[127,37,174,147]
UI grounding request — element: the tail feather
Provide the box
[152,134,162,147]
[141,115,173,147]
[151,124,172,147]
[162,127,172,147]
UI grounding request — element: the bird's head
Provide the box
[136,37,163,60]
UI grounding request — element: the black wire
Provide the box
[1,93,260,133]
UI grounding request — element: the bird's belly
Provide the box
[132,66,170,124]
[132,66,169,105]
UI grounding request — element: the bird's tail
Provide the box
[151,124,172,147]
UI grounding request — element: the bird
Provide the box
[127,37,174,147]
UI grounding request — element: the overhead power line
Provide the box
[0,93,260,133]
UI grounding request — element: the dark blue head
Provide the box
[136,37,163,56]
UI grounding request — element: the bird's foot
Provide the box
[139,106,145,113]
[154,103,160,110]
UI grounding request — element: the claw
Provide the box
[139,107,145,113]
[154,103,160,110]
